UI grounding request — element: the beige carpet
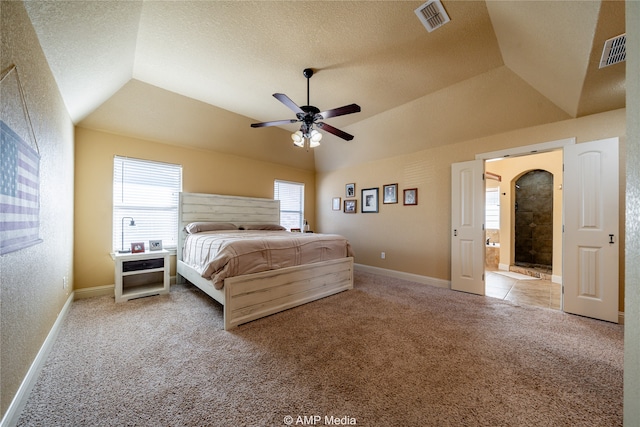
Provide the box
[17,271,623,426]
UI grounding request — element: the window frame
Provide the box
[112,156,182,253]
[274,179,305,231]
[485,187,500,230]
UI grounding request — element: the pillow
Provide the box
[184,222,238,234]
[242,223,287,231]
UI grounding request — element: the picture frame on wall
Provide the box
[149,240,163,251]
[403,188,418,206]
[361,187,379,213]
[345,183,355,198]
[332,197,341,211]
[344,199,357,213]
[383,183,398,204]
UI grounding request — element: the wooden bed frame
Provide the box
[176,192,354,330]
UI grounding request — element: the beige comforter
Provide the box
[182,230,353,289]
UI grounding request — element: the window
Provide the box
[274,180,304,230]
[485,187,500,230]
[113,156,182,252]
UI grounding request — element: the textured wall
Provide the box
[0,2,74,417]
[624,1,640,422]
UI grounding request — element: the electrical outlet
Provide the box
[381,252,386,259]
[62,276,68,290]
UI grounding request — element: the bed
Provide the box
[176,192,354,330]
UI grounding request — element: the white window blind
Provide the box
[485,188,500,230]
[113,156,182,252]
[274,180,304,230]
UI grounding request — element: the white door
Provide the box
[563,138,619,323]
[451,160,485,295]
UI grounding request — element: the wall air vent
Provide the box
[414,0,450,33]
[599,33,626,68]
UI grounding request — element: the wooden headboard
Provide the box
[177,193,280,260]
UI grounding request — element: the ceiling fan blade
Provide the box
[317,103,361,120]
[316,122,355,141]
[251,119,298,128]
[273,93,304,115]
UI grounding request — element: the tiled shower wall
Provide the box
[514,170,553,268]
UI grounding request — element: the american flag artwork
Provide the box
[1,120,42,255]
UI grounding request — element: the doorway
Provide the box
[451,137,620,322]
[484,156,561,310]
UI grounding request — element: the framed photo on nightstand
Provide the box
[149,240,163,251]
[131,242,145,253]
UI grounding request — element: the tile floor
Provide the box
[485,269,562,310]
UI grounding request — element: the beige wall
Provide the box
[0,2,75,417]
[74,127,315,290]
[317,108,626,311]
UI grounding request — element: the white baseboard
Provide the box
[354,263,451,289]
[74,284,114,300]
[74,276,178,301]
[0,292,75,427]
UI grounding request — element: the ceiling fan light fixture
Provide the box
[251,68,361,145]
[292,130,304,147]
[310,129,322,147]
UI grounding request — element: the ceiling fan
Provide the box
[250,68,361,148]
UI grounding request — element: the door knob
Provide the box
[609,234,615,244]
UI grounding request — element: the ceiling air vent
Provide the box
[599,33,626,68]
[414,0,450,33]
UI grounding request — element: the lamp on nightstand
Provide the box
[118,217,136,253]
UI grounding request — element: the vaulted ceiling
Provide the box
[24,1,625,172]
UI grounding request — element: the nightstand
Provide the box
[112,250,170,303]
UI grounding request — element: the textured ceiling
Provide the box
[24,1,625,171]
